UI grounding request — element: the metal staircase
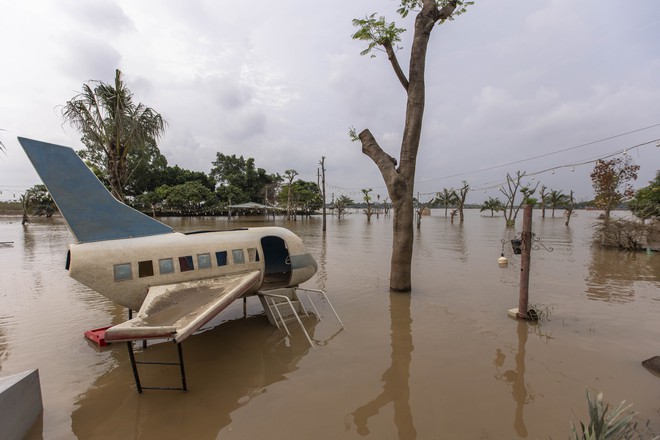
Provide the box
[258,287,343,346]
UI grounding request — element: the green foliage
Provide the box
[351,13,406,57]
[480,196,504,216]
[397,0,474,19]
[160,165,215,192]
[332,195,354,218]
[590,156,640,219]
[62,69,166,201]
[164,181,216,215]
[547,189,570,216]
[278,180,322,215]
[211,153,278,205]
[24,184,57,217]
[629,171,660,221]
[570,390,657,440]
[348,126,359,142]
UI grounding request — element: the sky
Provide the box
[1,0,659,204]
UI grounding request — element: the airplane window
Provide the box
[138,260,154,278]
[247,247,259,262]
[114,263,132,281]
[215,251,227,266]
[232,249,245,264]
[198,253,212,269]
[179,256,194,272]
[159,258,174,274]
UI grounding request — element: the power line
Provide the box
[330,136,659,196]
[415,122,660,185]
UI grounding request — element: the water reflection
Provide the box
[585,244,659,303]
[494,321,533,438]
[349,293,416,439]
[71,316,316,439]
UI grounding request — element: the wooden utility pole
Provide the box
[517,204,533,319]
[319,156,327,232]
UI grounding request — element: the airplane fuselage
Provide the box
[68,226,318,311]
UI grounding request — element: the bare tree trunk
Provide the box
[390,196,414,292]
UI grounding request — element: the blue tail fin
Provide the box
[19,137,173,243]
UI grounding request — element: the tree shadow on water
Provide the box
[348,292,416,439]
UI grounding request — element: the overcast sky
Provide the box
[1,0,659,203]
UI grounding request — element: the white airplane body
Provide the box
[19,137,318,344]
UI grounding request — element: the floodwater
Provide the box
[0,209,658,439]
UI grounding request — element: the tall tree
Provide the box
[351,0,471,292]
[629,171,660,222]
[362,188,375,222]
[564,190,575,227]
[333,195,354,219]
[590,156,640,220]
[500,171,538,227]
[211,153,277,205]
[539,185,547,219]
[62,69,166,202]
[456,182,469,223]
[283,169,299,220]
[278,180,322,216]
[547,189,568,218]
[435,188,458,217]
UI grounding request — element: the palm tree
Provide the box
[547,190,568,217]
[62,69,166,202]
[480,197,504,217]
[435,188,458,217]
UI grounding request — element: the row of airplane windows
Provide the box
[113,247,260,282]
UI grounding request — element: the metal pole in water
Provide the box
[517,204,533,319]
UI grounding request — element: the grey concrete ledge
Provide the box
[0,369,43,440]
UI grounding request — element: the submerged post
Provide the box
[517,204,533,319]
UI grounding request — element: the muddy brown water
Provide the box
[0,210,658,439]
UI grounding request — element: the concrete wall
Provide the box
[0,369,43,440]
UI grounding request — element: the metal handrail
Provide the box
[259,292,314,347]
[294,288,345,329]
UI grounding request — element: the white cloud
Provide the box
[1,0,659,203]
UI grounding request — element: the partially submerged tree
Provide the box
[333,195,354,219]
[480,196,504,217]
[165,181,216,215]
[62,69,166,202]
[547,189,568,218]
[362,188,375,222]
[456,182,469,223]
[564,190,575,227]
[20,185,58,224]
[590,156,640,220]
[539,185,547,219]
[26,184,57,217]
[211,153,277,205]
[283,169,299,220]
[436,188,458,217]
[278,180,322,217]
[500,171,538,227]
[351,0,472,292]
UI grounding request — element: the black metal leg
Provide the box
[126,342,143,393]
[177,343,187,392]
